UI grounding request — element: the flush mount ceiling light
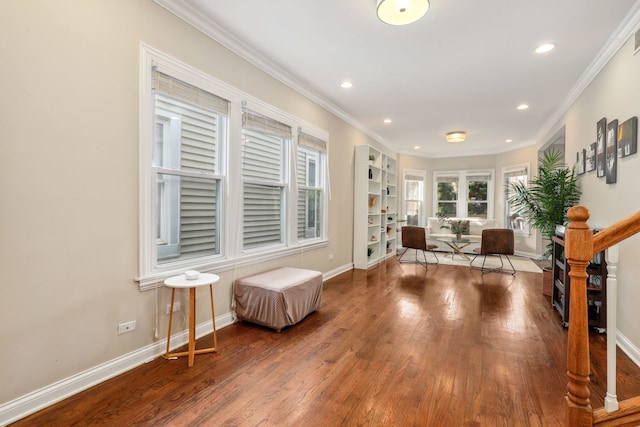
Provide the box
[535,43,556,53]
[377,0,429,26]
[516,104,529,110]
[340,81,353,89]
[446,131,466,143]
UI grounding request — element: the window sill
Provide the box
[136,239,329,291]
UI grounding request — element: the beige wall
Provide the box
[0,0,375,405]
[539,35,640,351]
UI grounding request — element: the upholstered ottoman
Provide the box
[234,267,323,332]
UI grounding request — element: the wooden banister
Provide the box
[593,210,640,254]
[564,206,640,426]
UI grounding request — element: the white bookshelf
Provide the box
[354,145,398,269]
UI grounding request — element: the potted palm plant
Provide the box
[508,149,582,294]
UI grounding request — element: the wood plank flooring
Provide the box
[12,259,640,426]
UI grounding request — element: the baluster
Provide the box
[604,245,619,412]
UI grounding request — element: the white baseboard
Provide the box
[0,312,235,427]
[322,263,353,281]
[617,330,640,368]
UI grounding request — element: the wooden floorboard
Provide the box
[11,259,640,426]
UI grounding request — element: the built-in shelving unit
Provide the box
[552,235,607,332]
[354,145,397,269]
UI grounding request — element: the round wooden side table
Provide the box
[164,273,219,367]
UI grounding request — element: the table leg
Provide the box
[165,284,217,366]
[188,288,196,367]
[165,289,176,358]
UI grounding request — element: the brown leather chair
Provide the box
[399,226,439,268]
[470,228,515,275]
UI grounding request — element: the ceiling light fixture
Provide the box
[516,104,529,110]
[414,145,421,150]
[340,81,353,89]
[377,0,429,26]
[383,118,392,124]
[505,139,513,143]
[445,131,466,143]
[535,43,555,53]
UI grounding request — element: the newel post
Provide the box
[565,206,594,426]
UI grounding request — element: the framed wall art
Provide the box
[576,149,585,175]
[596,117,606,177]
[618,116,638,158]
[606,119,618,184]
[586,142,596,172]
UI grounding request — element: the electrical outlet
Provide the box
[328,254,334,261]
[166,302,181,315]
[117,320,136,335]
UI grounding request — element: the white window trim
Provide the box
[402,168,426,226]
[138,44,329,290]
[502,163,531,237]
[432,169,495,219]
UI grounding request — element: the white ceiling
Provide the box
[155,0,640,157]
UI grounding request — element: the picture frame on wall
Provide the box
[596,118,606,177]
[606,119,618,184]
[576,149,585,175]
[586,142,596,172]
[618,116,638,158]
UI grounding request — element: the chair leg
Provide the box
[430,250,439,264]
[416,250,428,269]
[503,254,516,275]
[472,254,516,275]
[398,247,410,263]
[470,253,480,268]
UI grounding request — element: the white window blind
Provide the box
[296,132,326,240]
[153,70,227,264]
[241,110,290,250]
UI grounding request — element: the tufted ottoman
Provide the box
[234,267,323,332]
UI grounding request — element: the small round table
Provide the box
[164,273,219,367]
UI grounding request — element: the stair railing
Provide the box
[564,206,640,426]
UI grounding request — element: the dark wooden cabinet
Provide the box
[551,235,607,332]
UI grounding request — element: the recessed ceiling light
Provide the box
[516,104,529,110]
[414,145,420,150]
[505,139,513,143]
[383,118,392,124]
[340,81,353,89]
[535,43,555,53]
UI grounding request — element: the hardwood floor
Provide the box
[12,259,640,426]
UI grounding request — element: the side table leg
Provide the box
[165,289,176,358]
[209,285,218,351]
[188,287,196,367]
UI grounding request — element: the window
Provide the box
[241,110,290,250]
[466,172,490,218]
[139,45,329,289]
[297,132,327,240]
[433,170,494,218]
[152,71,227,266]
[503,164,530,234]
[402,169,425,226]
